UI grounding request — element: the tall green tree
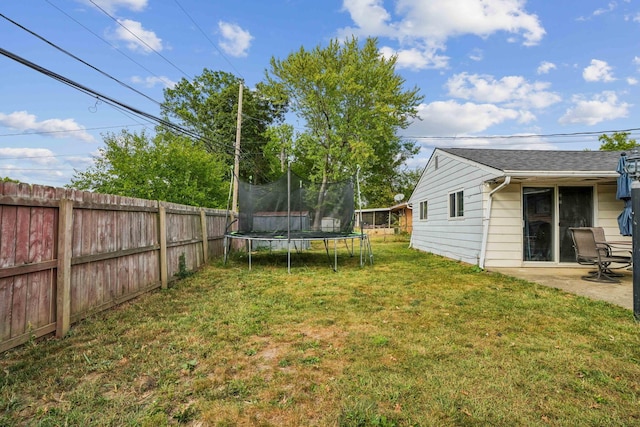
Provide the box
[263,37,423,209]
[599,131,638,151]
[160,69,286,183]
[262,124,294,178]
[393,167,422,204]
[69,130,228,208]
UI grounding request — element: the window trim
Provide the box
[448,189,464,219]
[419,200,428,220]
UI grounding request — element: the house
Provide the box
[355,202,412,235]
[408,148,628,268]
[391,202,412,234]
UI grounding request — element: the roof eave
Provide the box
[502,170,619,178]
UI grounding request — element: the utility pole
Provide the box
[633,179,640,320]
[625,149,640,320]
[232,80,243,214]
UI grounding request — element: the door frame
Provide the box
[522,184,596,264]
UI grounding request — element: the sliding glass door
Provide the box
[558,186,593,262]
[523,187,554,261]
[523,186,593,262]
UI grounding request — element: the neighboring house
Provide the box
[408,148,628,268]
[356,202,412,235]
[391,202,413,234]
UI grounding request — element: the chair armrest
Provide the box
[595,241,613,256]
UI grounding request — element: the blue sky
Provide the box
[2,0,640,187]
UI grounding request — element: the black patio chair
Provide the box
[569,227,631,283]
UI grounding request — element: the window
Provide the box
[449,190,464,218]
[419,201,428,220]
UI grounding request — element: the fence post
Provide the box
[159,203,168,289]
[56,198,73,338]
[200,209,208,264]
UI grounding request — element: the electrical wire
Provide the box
[88,0,192,80]
[402,127,640,141]
[44,0,171,86]
[0,12,162,106]
[0,47,235,156]
[172,0,245,80]
[0,167,77,171]
[0,124,146,138]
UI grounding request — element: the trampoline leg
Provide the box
[343,239,354,257]
[323,239,331,266]
[248,239,252,270]
[359,234,373,266]
[334,238,338,272]
[223,236,229,265]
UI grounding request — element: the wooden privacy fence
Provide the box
[0,182,229,352]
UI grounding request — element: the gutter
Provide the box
[479,176,511,269]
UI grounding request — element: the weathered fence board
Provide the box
[0,183,229,352]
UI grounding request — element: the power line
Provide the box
[0,153,91,160]
[0,167,76,171]
[172,0,244,79]
[44,0,174,90]
[402,127,640,141]
[88,0,192,80]
[0,47,234,156]
[0,12,162,106]
[0,124,146,138]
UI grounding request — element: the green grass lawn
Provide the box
[2,236,640,426]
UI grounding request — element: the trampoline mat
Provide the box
[225,231,364,240]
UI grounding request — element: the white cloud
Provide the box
[468,48,483,62]
[627,77,638,85]
[593,2,617,16]
[583,59,615,82]
[537,61,556,74]
[634,56,640,68]
[131,75,176,88]
[559,91,630,125]
[0,148,58,166]
[340,0,545,69]
[341,0,392,34]
[578,2,617,21]
[379,46,448,70]
[446,72,561,109]
[112,19,163,54]
[409,100,528,136]
[0,111,94,142]
[218,21,253,57]
[80,0,147,13]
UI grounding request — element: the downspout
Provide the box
[479,176,511,269]
[408,204,414,248]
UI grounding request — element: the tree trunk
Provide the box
[313,157,329,231]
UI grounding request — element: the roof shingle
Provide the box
[440,148,625,172]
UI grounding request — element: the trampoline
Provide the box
[223,167,373,271]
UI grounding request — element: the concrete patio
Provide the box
[488,266,634,311]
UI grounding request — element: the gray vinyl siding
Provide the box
[410,152,500,265]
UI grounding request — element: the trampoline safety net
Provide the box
[237,170,356,238]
